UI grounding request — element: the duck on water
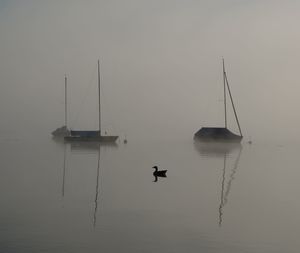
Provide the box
[194,59,243,143]
[152,166,167,182]
[153,166,167,177]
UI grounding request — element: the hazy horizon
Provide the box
[1,0,300,142]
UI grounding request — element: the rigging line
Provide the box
[223,59,227,128]
[73,64,98,129]
[224,72,243,137]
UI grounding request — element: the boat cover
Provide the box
[194,127,242,141]
[70,130,100,137]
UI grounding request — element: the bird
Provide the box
[152,166,167,177]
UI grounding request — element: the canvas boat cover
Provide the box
[70,130,100,137]
[194,127,242,141]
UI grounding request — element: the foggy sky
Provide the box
[1,0,300,141]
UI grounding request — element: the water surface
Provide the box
[0,137,299,252]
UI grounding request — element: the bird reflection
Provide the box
[153,174,167,182]
[218,147,242,227]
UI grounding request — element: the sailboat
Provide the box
[52,76,70,137]
[194,59,243,143]
[64,60,118,142]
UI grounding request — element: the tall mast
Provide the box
[65,75,67,128]
[98,60,101,135]
[224,68,243,137]
[223,59,227,128]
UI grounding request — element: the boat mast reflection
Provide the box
[59,142,117,228]
[194,141,242,226]
[93,147,100,228]
[62,144,67,197]
[218,147,242,227]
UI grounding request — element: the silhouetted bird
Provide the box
[152,166,167,177]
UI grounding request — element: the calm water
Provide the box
[0,137,300,252]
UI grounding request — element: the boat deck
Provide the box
[64,135,118,143]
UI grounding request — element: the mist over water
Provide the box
[1,0,300,142]
[1,0,300,252]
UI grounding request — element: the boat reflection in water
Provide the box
[194,140,242,226]
[70,141,117,154]
[93,147,100,228]
[194,141,241,157]
[218,148,242,227]
[60,141,117,228]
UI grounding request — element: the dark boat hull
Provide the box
[64,135,118,143]
[194,127,242,143]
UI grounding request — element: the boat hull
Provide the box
[64,135,118,143]
[194,127,242,143]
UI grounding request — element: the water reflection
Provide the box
[218,148,242,226]
[59,142,117,228]
[194,141,241,157]
[70,142,100,154]
[62,144,67,197]
[153,174,167,182]
[70,141,117,154]
[94,147,100,228]
[194,141,242,226]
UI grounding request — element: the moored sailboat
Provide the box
[64,60,118,143]
[194,59,243,143]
